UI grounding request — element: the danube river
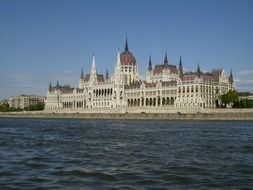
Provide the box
[0,118,253,189]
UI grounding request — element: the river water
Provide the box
[0,118,253,189]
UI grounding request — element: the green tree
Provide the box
[220,90,238,108]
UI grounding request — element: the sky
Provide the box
[0,0,253,99]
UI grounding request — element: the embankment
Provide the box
[0,109,253,120]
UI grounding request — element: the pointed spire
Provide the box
[179,56,183,78]
[164,52,168,65]
[115,50,121,74]
[80,68,84,79]
[197,63,201,77]
[229,69,233,83]
[91,54,97,75]
[125,36,128,51]
[49,81,52,89]
[148,55,152,71]
[106,68,109,80]
[117,50,121,67]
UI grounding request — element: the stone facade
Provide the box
[45,40,235,112]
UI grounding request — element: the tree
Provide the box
[0,103,10,112]
[220,90,238,108]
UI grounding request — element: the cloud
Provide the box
[236,70,253,76]
[63,70,71,74]
[236,79,253,84]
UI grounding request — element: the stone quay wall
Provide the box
[0,109,253,120]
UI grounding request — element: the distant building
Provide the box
[45,39,235,112]
[8,95,45,109]
[238,92,253,100]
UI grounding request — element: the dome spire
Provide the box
[197,62,201,77]
[125,36,129,51]
[164,52,168,65]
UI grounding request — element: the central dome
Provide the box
[120,38,136,66]
[120,51,136,66]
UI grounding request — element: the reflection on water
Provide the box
[0,118,253,189]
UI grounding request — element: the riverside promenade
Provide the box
[0,109,253,120]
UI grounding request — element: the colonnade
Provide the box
[127,96,175,107]
[62,100,86,109]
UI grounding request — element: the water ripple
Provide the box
[0,118,253,189]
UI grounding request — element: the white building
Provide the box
[45,39,235,112]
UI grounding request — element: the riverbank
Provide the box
[0,109,253,120]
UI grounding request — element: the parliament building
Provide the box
[45,39,235,113]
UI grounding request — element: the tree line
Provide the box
[220,90,253,108]
[0,102,45,112]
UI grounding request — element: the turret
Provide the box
[114,51,124,85]
[164,52,168,66]
[91,54,97,76]
[148,55,152,71]
[90,54,97,85]
[115,51,121,73]
[49,81,52,89]
[80,68,84,79]
[106,68,109,80]
[197,63,201,78]
[229,69,233,84]
[179,56,183,78]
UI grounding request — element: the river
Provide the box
[0,118,253,189]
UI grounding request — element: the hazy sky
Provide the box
[0,0,253,99]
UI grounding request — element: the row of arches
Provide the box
[93,88,113,97]
[127,97,175,107]
[63,101,86,109]
[178,85,218,94]
[63,102,73,108]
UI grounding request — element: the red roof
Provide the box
[120,50,136,66]
[161,81,177,87]
[84,74,90,82]
[49,85,74,93]
[83,74,104,83]
[153,64,178,74]
[182,73,197,81]
[211,69,223,81]
[97,74,105,83]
